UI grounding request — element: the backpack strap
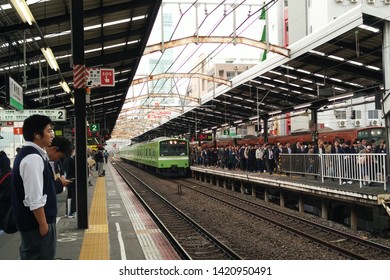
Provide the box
[0,172,11,186]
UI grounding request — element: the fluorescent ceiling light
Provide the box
[10,0,35,25]
[328,55,344,61]
[365,65,381,71]
[269,110,281,115]
[41,48,59,71]
[285,74,297,79]
[365,96,375,102]
[296,69,311,74]
[359,24,380,33]
[234,119,243,124]
[249,116,258,120]
[348,60,363,66]
[294,103,311,110]
[309,50,325,56]
[59,81,71,93]
[328,93,353,101]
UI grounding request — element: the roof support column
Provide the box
[382,20,390,193]
[310,108,318,143]
[72,0,88,229]
[263,118,269,143]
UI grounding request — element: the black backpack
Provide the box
[0,171,18,234]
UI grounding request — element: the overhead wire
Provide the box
[124,0,279,136]
[140,0,263,101]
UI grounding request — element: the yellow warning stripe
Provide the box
[79,177,110,260]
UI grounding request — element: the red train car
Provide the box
[263,126,385,145]
[194,126,385,148]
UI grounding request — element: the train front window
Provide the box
[357,128,384,141]
[370,128,383,139]
[160,140,188,156]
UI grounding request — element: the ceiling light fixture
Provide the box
[328,93,353,102]
[294,103,311,110]
[59,81,71,93]
[9,0,35,25]
[269,110,282,115]
[41,47,59,71]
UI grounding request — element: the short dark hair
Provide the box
[23,115,52,141]
[50,137,73,157]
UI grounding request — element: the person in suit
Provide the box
[94,150,104,177]
[63,145,76,217]
[46,137,73,195]
[263,143,275,175]
[330,139,350,184]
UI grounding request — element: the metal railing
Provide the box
[280,153,387,190]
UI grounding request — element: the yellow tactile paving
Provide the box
[79,177,110,260]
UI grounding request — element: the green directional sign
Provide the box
[90,124,100,132]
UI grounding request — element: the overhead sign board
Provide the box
[86,68,115,87]
[0,109,67,122]
[8,76,23,110]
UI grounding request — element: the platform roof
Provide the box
[0,0,161,135]
[131,5,388,142]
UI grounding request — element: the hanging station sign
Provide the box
[0,109,67,122]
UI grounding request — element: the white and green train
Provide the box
[119,137,190,176]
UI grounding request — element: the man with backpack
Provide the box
[11,115,58,260]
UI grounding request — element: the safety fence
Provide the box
[280,153,387,190]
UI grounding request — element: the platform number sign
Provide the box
[90,124,100,132]
[223,129,229,135]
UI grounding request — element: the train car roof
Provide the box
[150,137,188,143]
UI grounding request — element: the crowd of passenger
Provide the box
[190,138,386,186]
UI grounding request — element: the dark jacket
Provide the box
[11,146,57,232]
[94,151,104,163]
[330,145,345,154]
[63,156,75,179]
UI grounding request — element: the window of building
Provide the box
[334,110,347,119]
[226,71,235,80]
[368,110,379,119]
[351,110,361,119]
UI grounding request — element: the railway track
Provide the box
[113,162,243,260]
[174,178,390,260]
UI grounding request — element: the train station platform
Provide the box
[0,161,180,260]
[191,165,390,233]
